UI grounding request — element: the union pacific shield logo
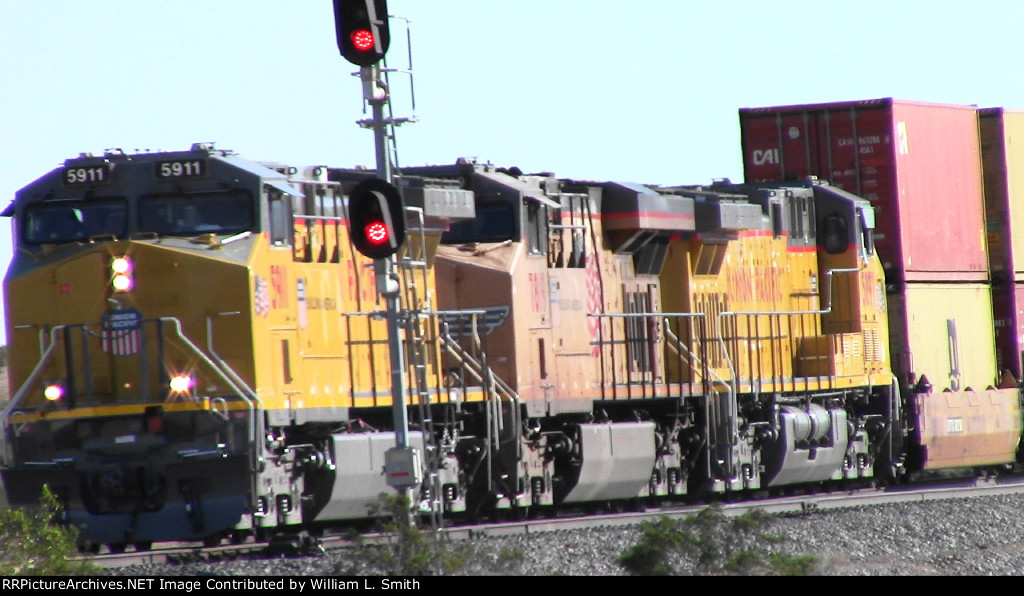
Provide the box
[101,308,143,356]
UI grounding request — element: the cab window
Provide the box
[823,214,848,254]
[24,198,128,244]
[138,190,253,236]
[441,199,516,244]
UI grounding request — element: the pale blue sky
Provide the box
[2,0,1023,343]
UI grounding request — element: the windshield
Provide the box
[24,198,128,244]
[441,200,516,244]
[138,190,253,236]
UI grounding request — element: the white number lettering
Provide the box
[159,160,204,177]
[66,167,105,184]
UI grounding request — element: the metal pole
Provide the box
[361,64,413,522]
[379,254,408,451]
[362,64,407,448]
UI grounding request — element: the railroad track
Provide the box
[87,472,1024,571]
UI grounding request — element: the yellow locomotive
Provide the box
[0,144,472,549]
[2,146,1019,551]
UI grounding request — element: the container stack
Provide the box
[738,98,1001,392]
[979,108,1024,380]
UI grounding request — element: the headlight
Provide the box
[169,374,193,394]
[110,256,133,292]
[43,383,64,401]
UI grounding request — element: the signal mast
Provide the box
[332,0,420,503]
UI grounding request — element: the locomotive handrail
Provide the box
[434,310,518,402]
[159,317,263,478]
[435,308,521,489]
[712,266,862,479]
[1,325,64,426]
[589,310,718,391]
[662,316,732,392]
[714,266,862,396]
[160,317,259,407]
[209,396,230,421]
[6,411,28,438]
[589,310,734,471]
[159,315,266,516]
[0,325,65,467]
[204,313,259,403]
[341,308,520,401]
[397,206,429,271]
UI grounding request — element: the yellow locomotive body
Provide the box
[661,183,894,392]
[0,146,471,549]
[659,182,896,489]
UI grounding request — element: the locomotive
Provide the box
[0,145,474,549]
[0,138,1019,552]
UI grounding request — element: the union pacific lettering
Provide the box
[270,265,288,308]
[728,265,784,304]
[344,260,375,303]
[860,269,881,310]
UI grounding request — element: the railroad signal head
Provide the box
[347,178,406,259]
[333,0,390,67]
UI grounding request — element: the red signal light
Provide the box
[351,29,375,51]
[365,221,390,245]
[333,0,390,67]
[347,178,405,260]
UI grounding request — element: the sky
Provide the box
[2,0,1024,344]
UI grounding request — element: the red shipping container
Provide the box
[739,98,988,283]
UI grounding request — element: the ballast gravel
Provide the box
[106,492,1024,576]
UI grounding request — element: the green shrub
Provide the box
[619,504,819,576]
[0,486,101,576]
[335,493,473,576]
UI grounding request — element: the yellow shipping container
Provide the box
[887,282,999,393]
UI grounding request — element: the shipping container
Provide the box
[739,98,988,283]
[991,282,1024,381]
[887,282,999,393]
[979,107,1024,280]
[908,387,1021,471]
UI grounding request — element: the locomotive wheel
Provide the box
[133,542,153,552]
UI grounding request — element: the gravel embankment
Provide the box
[106,492,1024,576]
